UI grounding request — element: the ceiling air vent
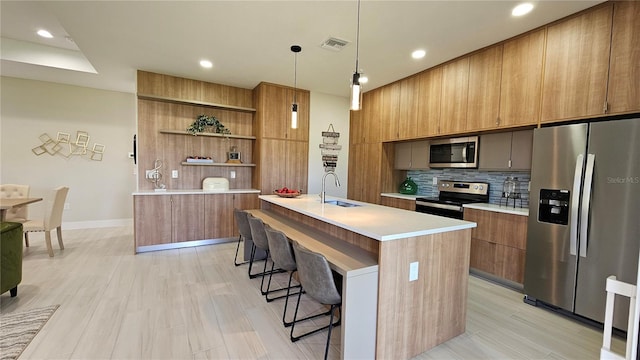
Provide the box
[320,37,350,51]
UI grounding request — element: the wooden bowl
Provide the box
[274,191,300,198]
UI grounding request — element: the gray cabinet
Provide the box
[479,130,533,171]
[394,140,429,170]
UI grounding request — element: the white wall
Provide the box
[0,77,137,228]
[308,92,350,198]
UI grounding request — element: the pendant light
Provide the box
[350,0,362,111]
[291,45,301,129]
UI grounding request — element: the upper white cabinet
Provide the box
[394,140,429,170]
[479,130,533,171]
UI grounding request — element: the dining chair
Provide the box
[290,241,342,360]
[23,186,69,257]
[0,184,30,222]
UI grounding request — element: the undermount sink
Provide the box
[324,200,362,208]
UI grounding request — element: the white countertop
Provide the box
[380,193,419,201]
[259,194,476,241]
[133,189,260,196]
[463,203,529,216]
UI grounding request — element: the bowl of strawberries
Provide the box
[274,187,301,198]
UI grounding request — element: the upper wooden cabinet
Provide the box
[358,90,382,144]
[479,130,533,171]
[381,82,401,141]
[499,29,545,127]
[254,82,309,141]
[256,138,308,194]
[348,143,382,204]
[541,4,613,123]
[607,0,640,115]
[466,45,503,131]
[394,140,429,170]
[416,67,442,137]
[349,109,363,145]
[440,57,469,135]
[398,77,419,140]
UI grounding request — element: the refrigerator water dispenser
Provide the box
[538,189,570,225]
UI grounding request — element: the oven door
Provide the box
[415,200,464,219]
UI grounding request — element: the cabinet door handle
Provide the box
[603,101,609,114]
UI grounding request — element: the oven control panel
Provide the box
[438,180,489,195]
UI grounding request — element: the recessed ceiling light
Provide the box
[199,60,213,68]
[359,75,368,84]
[412,49,426,59]
[512,3,534,17]
[37,29,53,38]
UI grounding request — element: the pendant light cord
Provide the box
[294,50,297,103]
[355,0,361,73]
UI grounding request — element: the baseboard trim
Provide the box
[136,237,237,253]
[63,218,133,230]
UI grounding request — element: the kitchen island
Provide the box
[257,194,476,359]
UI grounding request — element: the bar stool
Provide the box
[232,209,250,266]
[291,241,342,360]
[247,215,284,285]
[265,227,334,328]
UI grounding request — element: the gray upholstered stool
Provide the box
[266,226,334,327]
[247,215,285,286]
[232,208,250,266]
[291,241,342,360]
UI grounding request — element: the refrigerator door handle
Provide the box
[579,154,595,258]
[570,154,584,256]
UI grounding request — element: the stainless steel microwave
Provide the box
[429,136,479,168]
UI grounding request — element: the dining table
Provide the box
[0,197,43,221]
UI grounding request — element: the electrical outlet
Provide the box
[64,203,70,210]
[172,170,178,178]
[432,177,438,185]
[409,261,419,281]
[230,170,236,179]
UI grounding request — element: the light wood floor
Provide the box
[0,226,625,359]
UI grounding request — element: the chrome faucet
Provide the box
[321,171,340,203]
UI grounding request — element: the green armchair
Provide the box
[1,222,23,297]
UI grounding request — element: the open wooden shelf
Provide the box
[159,130,256,140]
[138,93,256,112]
[180,162,256,167]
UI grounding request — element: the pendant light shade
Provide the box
[350,72,361,111]
[291,103,298,129]
[291,45,301,129]
[351,0,362,111]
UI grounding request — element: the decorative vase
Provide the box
[399,177,418,195]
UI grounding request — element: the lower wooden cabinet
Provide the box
[380,196,415,211]
[464,208,527,284]
[134,192,259,250]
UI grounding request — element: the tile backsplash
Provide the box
[406,169,531,208]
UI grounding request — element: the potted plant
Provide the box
[187,114,232,135]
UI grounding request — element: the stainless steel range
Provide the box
[416,180,489,219]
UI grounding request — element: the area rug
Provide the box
[0,305,59,360]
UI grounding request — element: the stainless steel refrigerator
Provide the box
[524,118,640,331]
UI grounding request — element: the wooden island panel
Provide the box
[376,229,471,359]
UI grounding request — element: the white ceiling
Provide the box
[0,1,605,97]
